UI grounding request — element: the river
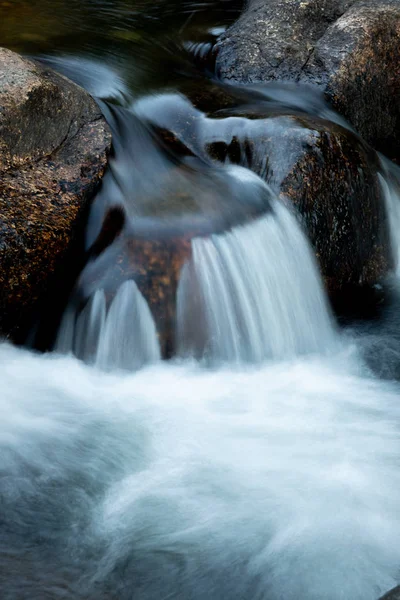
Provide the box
[1,1,400,599]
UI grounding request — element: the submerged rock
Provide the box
[215,0,400,161]
[0,48,111,343]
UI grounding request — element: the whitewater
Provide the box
[1,339,400,600]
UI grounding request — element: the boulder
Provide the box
[215,0,400,161]
[0,48,111,343]
[205,113,391,313]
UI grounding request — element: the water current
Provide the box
[2,1,400,599]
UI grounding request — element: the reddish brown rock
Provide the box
[0,47,111,342]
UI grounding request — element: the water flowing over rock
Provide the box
[136,94,392,314]
[379,158,400,275]
[0,48,111,343]
[177,201,335,363]
[215,0,400,162]
[56,103,276,363]
[57,282,161,371]
[57,100,337,367]
[3,1,400,598]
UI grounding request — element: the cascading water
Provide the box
[2,344,400,600]
[177,200,335,362]
[56,280,161,370]
[379,157,400,274]
[4,1,400,599]
[56,163,335,369]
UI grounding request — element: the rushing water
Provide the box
[57,281,161,369]
[2,344,400,600]
[2,1,400,599]
[177,201,335,363]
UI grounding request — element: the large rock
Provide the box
[206,114,392,313]
[215,0,400,161]
[0,48,111,343]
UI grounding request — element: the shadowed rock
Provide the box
[380,586,400,600]
[0,47,111,343]
[215,0,400,161]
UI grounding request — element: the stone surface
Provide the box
[0,48,111,343]
[215,0,400,161]
[380,586,400,600]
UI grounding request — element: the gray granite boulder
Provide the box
[215,0,400,161]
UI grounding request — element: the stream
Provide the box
[1,1,400,599]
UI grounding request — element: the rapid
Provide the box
[1,1,400,599]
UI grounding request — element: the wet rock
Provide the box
[63,104,273,358]
[72,161,273,358]
[0,48,111,343]
[215,0,400,161]
[203,111,392,312]
[380,586,400,600]
[142,94,391,312]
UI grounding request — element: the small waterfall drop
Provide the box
[379,157,400,274]
[56,280,161,370]
[177,200,336,362]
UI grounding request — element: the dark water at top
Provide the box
[0,0,242,97]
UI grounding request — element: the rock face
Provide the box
[0,48,111,343]
[215,0,400,161]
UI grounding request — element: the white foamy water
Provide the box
[57,279,161,370]
[177,201,335,362]
[0,343,399,600]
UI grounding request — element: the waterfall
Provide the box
[379,157,400,274]
[58,195,335,369]
[177,200,336,363]
[56,280,161,370]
